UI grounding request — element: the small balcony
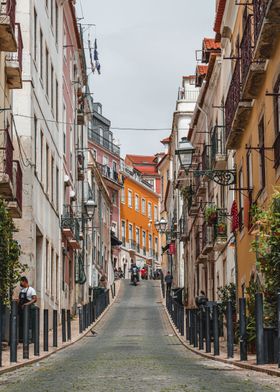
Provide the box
[7,160,22,218]
[201,223,214,255]
[128,239,136,254]
[97,163,122,187]
[213,213,228,251]
[5,23,23,89]
[88,128,120,156]
[179,215,187,241]
[253,0,280,60]
[0,0,17,52]
[210,126,227,170]
[61,206,81,249]
[0,128,14,199]
[225,60,252,149]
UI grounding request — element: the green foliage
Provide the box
[204,205,218,225]
[251,189,280,327]
[0,199,26,304]
[217,283,236,315]
[245,278,259,343]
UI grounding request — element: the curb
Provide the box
[161,294,280,378]
[0,282,121,376]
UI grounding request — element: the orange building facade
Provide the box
[119,161,160,278]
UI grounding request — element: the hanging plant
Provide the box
[251,189,280,327]
[204,205,218,225]
[217,221,227,236]
[0,199,26,304]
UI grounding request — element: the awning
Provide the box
[111,232,122,247]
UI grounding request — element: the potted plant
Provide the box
[204,205,218,225]
[217,221,227,236]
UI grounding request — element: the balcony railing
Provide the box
[240,15,253,86]
[0,0,16,31]
[128,239,136,250]
[274,132,280,168]
[61,205,80,243]
[97,163,122,186]
[88,128,120,156]
[202,223,214,253]
[0,128,13,181]
[13,160,22,211]
[5,23,23,89]
[210,126,226,167]
[225,60,241,142]
[253,0,269,43]
[6,23,22,69]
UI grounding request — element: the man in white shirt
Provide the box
[18,276,37,342]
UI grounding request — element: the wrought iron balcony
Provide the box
[7,160,22,218]
[0,0,17,52]
[201,223,214,255]
[88,128,120,156]
[210,126,226,170]
[253,0,269,44]
[97,163,122,186]
[5,23,22,89]
[61,205,81,249]
[0,128,14,198]
[128,239,136,251]
[179,215,187,241]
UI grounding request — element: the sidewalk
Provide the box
[161,288,280,378]
[0,280,121,375]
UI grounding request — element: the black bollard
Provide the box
[53,310,58,347]
[205,306,211,353]
[186,310,189,341]
[0,298,2,367]
[78,306,83,334]
[199,309,204,350]
[43,309,49,352]
[213,303,220,356]
[61,309,66,342]
[239,297,247,361]
[193,310,198,348]
[278,292,280,368]
[226,301,234,358]
[23,305,30,359]
[67,310,71,341]
[34,307,40,356]
[83,305,86,330]
[10,300,18,363]
[189,310,194,345]
[255,292,265,365]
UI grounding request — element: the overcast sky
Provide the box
[79,1,215,156]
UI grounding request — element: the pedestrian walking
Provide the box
[165,271,173,292]
[18,276,37,342]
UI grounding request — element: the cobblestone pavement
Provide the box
[1,281,280,392]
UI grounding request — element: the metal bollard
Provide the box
[23,305,30,359]
[53,309,58,347]
[10,300,18,363]
[205,306,211,353]
[277,292,280,368]
[83,305,86,330]
[239,297,247,361]
[193,310,198,348]
[78,306,83,334]
[226,301,234,358]
[186,310,190,341]
[213,303,219,356]
[67,310,71,341]
[199,308,204,350]
[43,309,49,352]
[34,307,40,356]
[189,310,194,345]
[61,309,66,342]
[0,298,2,367]
[255,292,265,364]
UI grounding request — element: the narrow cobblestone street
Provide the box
[1,281,280,392]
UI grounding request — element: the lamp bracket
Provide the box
[193,170,236,186]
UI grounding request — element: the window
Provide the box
[112,190,117,206]
[45,47,49,96]
[56,79,59,122]
[45,239,49,292]
[135,194,139,211]
[121,188,125,203]
[148,202,152,219]
[258,117,265,191]
[273,76,280,167]
[155,237,158,255]
[56,166,59,210]
[136,228,140,251]
[238,168,244,230]
[142,231,146,249]
[51,247,54,296]
[51,64,54,110]
[40,29,43,80]
[154,205,158,221]
[51,0,54,27]
[40,130,44,182]
[121,221,125,243]
[55,0,58,44]
[128,224,133,240]
[33,8,37,62]
[34,115,37,171]
[142,198,146,214]
[128,190,132,208]
[46,144,49,192]
[148,234,152,254]
[161,176,164,197]
[51,156,54,202]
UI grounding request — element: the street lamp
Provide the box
[155,217,168,234]
[84,198,97,219]
[175,137,236,186]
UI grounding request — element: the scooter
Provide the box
[132,272,138,286]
